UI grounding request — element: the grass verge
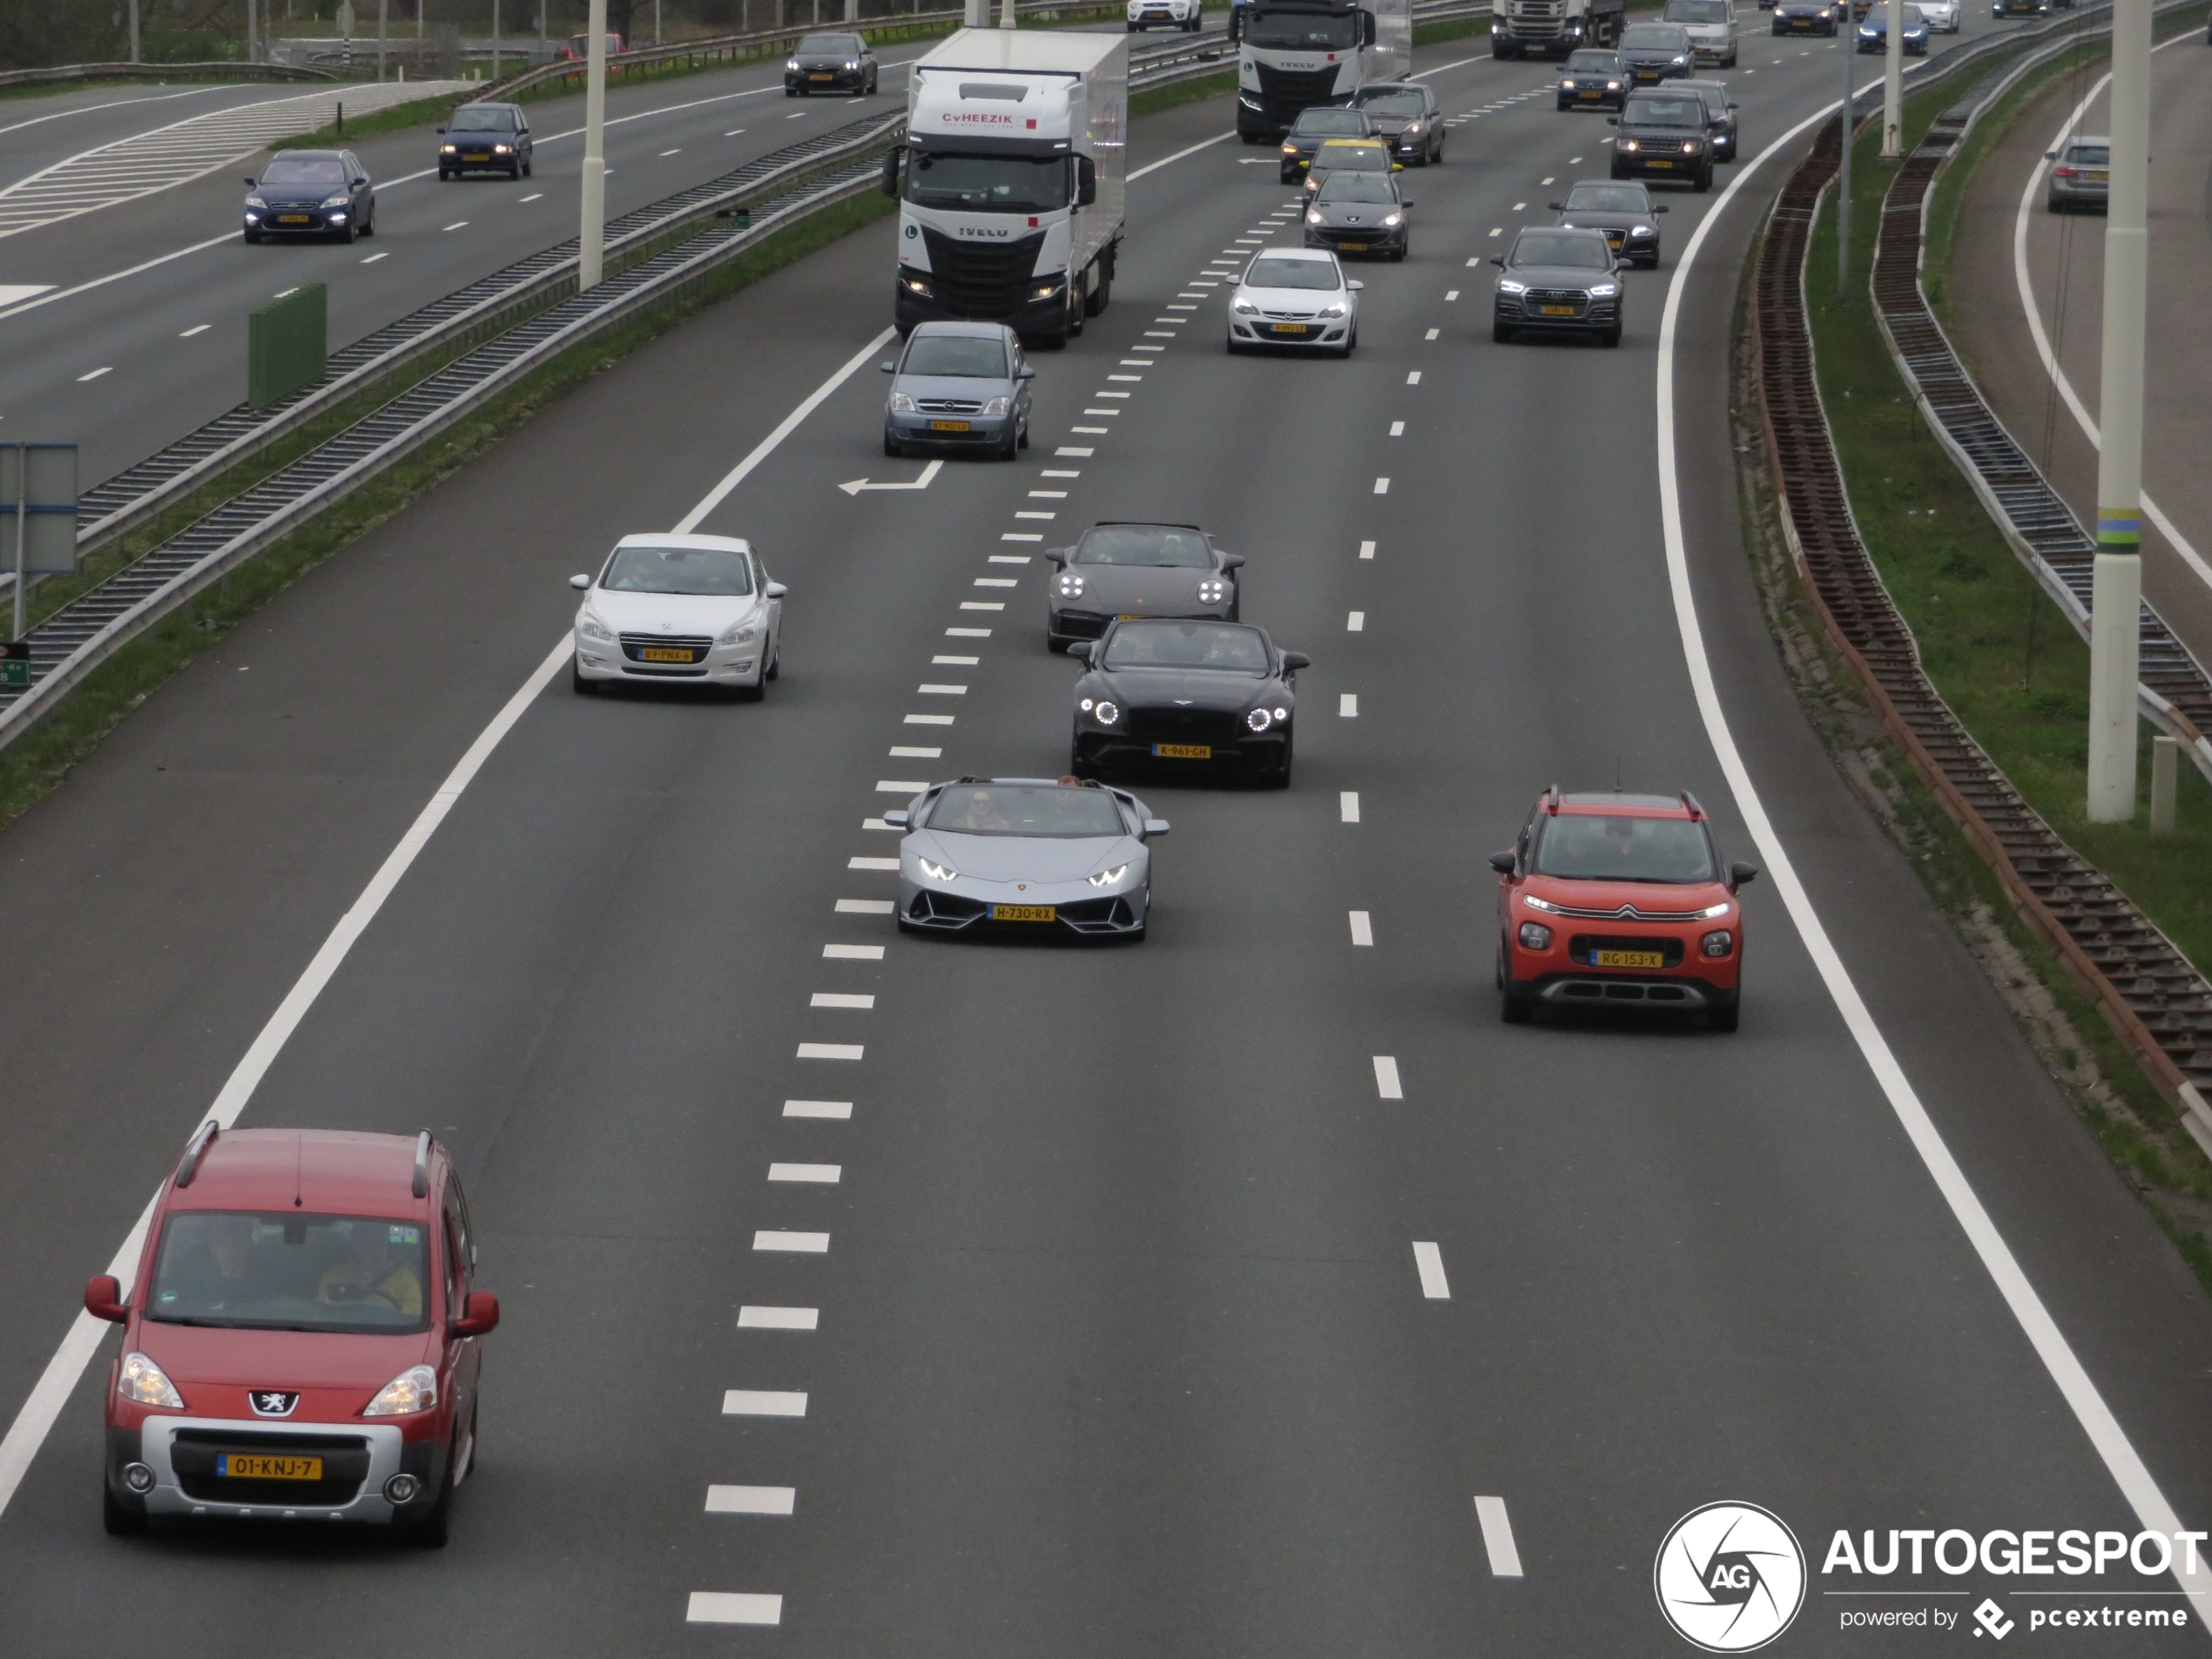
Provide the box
[272,90,477,150]
[0,187,893,834]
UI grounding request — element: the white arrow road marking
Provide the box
[838,459,944,496]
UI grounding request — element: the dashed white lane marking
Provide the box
[660,146,683,156]
[848,857,900,870]
[903,711,953,725]
[723,128,746,137]
[1339,693,1359,718]
[520,192,544,202]
[1372,1055,1403,1099]
[1424,327,1440,341]
[797,1043,863,1060]
[1413,1241,1451,1298]
[988,554,1030,563]
[769,1163,841,1184]
[442,220,469,232]
[76,367,111,381]
[824,944,885,960]
[1015,509,1058,517]
[887,745,939,759]
[1487,227,1501,237]
[739,1305,819,1327]
[706,1485,794,1514]
[687,1593,782,1625]
[1389,421,1404,436]
[810,993,873,1009]
[1042,468,1082,476]
[788,109,810,117]
[1466,256,1481,266]
[783,1100,852,1120]
[1445,289,1459,301]
[1359,540,1376,560]
[1347,610,1365,631]
[1474,1497,1524,1576]
[1513,200,1526,209]
[360,252,388,264]
[934,651,981,661]
[1071,426,1109,435]
[1406,370,1421,385]
[723,1391,807,1415]
[1569,156,1582,163]
[836,899,894,915]
[1107,374,1143,382]
[877,779,929,792]
[178,323,210,337]
[1118,357,1152,365]
[947,626,993,636]
[1372,477,1389,495]
[1541,176,1554,185]
[1001,533,1042,543]
[1349,910,1373,947]
[1028,489,1068,498]
[1340,791,1360,822]
[1055,446,1096,456]
[961,600,1005,610]
[917,682,968,694]
[754,1230,829,1251]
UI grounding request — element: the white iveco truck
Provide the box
[885,30,1129,347]
[1489,0,1625,57]
[1231,0,1410,143]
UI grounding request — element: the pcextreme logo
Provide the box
[1656,1502,1809,1653]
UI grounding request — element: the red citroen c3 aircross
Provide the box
[1494,788,1758,1030]
[87,1126,498,1544]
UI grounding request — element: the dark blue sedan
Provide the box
[1858,3,1930,51]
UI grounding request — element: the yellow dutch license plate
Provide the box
[1540,304,1577,316]
[219,1454,322,1480]
[928,419,969,431]
[1594,948,1667,969]
[463,152,491,160]
[1339,241,1367,252]
[1270,322,1310,334]
[1580,90,1602,98]
[1153,743,1211,759]
[638,646,695,663]
[2085,170,2108,180]
[990,904,1055,922]
[1646,158,1674,168]
[277,214,312,224]
[811,71,833,78]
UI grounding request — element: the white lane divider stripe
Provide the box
[687,1592,783,1624]
[1413,1241,1450,1299]
[1359,540,1376,560]
[824,943,886,959]
[904,712,954,725]
[1339,693,1358,718]
[1340,791,1360,822]
[1349,910,1373,947]
[754,1231,830,1251]
[1406,370,1421,384]
[797,1042,863,1060]
[723,1390,806,1415]
[1474,1496,1524,1576]
[1372,477,1389,494]
[877,779,929,792]
[706,1485,794,1514]
[1658,81,2212,1634]
[769,1163,840,1183]
[1372,1055,1403,1099]
[809,992,873,1008]
[1347,610,1365,631]
[739,1305,819,1327]
[783,1101,853,1119]
[946,626,993,635]
[848,857,900,870]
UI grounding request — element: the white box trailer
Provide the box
[887,29,1129,347]
[1231,0,1411,141]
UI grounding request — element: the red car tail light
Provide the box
[2054,165,2077,178]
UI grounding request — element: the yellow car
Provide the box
[1302,137,1402,199]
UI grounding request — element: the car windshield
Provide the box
[901,334,1007,377]
[1566,50,1622,70]
[147,1211,432,1334]
[1292,108,1369,135]
[1244,8,1359,47]
[1103,621,1270,673]
[601,544,754,595]
[448,106,516,131]
[1355,90,1426,115]
[1663,0,1732,18]
[1318,172,1399,204]
[1534,813,1717,883]
[905,149,1069,212]
[1512,233,1610,269]
[1073,526,1212,567]
[1626,95,1703,126]
[260,157,346,187]
[1621,24,1688,46]
[1314,145,1387,173]
[798,32,858,51]
[1245,254,1340,290]
[1565,184,1649,212]
[2066,144,2110,165]
[925,784,1126,837]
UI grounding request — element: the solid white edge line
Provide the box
[1473,1495,1524,1576]
[2010,36,2212,593]
[1658,84,2210,1629]
[0,328,882,1522]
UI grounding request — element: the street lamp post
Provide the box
[579,0,610,290]
[1881,0,1903,157]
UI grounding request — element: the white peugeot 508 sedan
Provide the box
[570,533,786,697]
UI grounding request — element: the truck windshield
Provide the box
[1244,8,1359,48]
[907,150,1069,212]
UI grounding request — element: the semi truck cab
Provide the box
[1234,0,1411,141]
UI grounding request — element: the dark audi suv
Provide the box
[1491,226,1623,347]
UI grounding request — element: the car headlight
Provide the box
[890,391,918,412]
[1380,212,1402,227]
[1607,79,1622,89]
[1319,301,1347,317]
[981,395,1011,416]
[320,193,351,209]
[1696,900,1732,920]
[1498,277,1527,293]
[118,1352,184,1410]
[1282,142,1300,154]
[1245,707,1273,732]
[442,143,458,152]
[1088,864,1130,887]
[846,58,860,68]
[246,194,267,207]
[1031,280,1062,301]
[1522,892,1561,912]
[1620,138,1639,152]
[494,143,511,153]
[363,1365,439,1417]
[1092,699,1120,726]
[1561,78,1575,88]
[1633,222,1653,235]
[1405,120,1424,134]
[1589,281,1619,297]
[917,858,959,883]
[577,610,613,642]
[1197,578,1228,604]
[786,57,799,69]
[1671,52,1687,62]
[1058,573,1086,598]
[1306,209,1324,225]
[715,619,758,646]
[1232,299,1259,314]
[1273,706,1288,721]
[1518,921,1554,951]
[1702,929,1735,958]
[901,274,932,296]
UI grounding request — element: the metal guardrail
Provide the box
[0,60,336,89]
[1750,0,2212,1102]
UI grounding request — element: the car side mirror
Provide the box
[1730,861,1760,887]
[1045,549,1067,565]
[880,361,896,372]
[569,573,590,590]
[1064,641,1093,659]
[85,1275,128,1324]
[1143,818,1170,837]
[1606,117,1619,125]
[1489,255,1505,266]
[883,808,911,827]
[1076,154,1097,207]
[242,176,256,186]
[1361,7,1378,44]
[1391,162,1404,172]
[1655,204,1670,212]
[1280,650,1311,671]
[1487,851,1516,875]
[451,1290,500,1339]
[1728,101,1739,109]
[2043,151,2059,160]
[1401,199,1415,208]
[1346,279,1364,290]
[880,144,904,199]
[1220,552,1244,569]
[1017,365,1035,380]
[1548,200,1563,210]
[765,581,787,598]
[435,126,446,134]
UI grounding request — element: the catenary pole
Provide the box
[1837,26,1854,294]
[2087,0,2151,819]
[579,0,610,290]
[1881,0,1902,155]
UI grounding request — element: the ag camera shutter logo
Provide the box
[1654,1501,1807,1651]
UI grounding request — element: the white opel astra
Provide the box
[570,533,786,697]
